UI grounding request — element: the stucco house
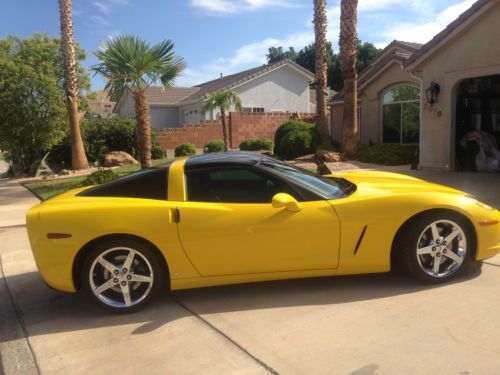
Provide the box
[331,0,500,171]
[87,89,116,119]
[114,59,315,129]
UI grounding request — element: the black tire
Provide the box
[82,238,165,313]
[395,211,476,284]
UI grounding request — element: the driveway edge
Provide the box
[0,255,39,375]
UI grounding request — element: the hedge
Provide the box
[175,143,196,157]
[239,138,274,151]
[358,144,417,165]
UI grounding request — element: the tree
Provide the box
[266,41,380,91]
[0,35,90,174]
[266,46,297,63]
[356,41,380,73]
[339,0,359,157]
[93,35,184,168]
[313,0,330,146]
[58,0,89,170]
[203,91,242,151]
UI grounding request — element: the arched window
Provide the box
[382,85,420,144]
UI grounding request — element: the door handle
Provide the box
[171,208,180,223]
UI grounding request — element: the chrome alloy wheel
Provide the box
[416,220,467,278]
[89,247,154,309]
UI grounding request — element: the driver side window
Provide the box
[186,167,297,203]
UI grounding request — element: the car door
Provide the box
[177,166,340,276]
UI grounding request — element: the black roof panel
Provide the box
[185,152,273,169]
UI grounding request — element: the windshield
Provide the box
[260,161,356,199]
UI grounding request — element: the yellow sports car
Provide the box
[26,152,500,313]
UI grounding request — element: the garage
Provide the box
[455,75,500,171]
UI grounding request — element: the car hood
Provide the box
[325,170,465,197]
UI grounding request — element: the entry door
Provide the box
[176,167,340,276]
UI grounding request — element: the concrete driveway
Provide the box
[1,168,499,375]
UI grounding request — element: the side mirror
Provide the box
[272,193,302,213]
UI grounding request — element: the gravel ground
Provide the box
[288,155,411,173]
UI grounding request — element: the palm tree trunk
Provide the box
[314,0,330,146]
[339,0,359,157]
[220,107,229,151]
[58,0,88,170]
[134,89,152,168]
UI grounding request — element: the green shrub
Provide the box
[175,143,196,157]
[279,129,316,160]
[358,144,417,165]
[274,120,317,154]
[204,140,225,153]
[48,116,162,168]
[239,138,274,151]
[316,141,340,152]
[81,169,118,186]
[151,146,165,160]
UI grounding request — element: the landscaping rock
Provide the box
[315,150,344,163]
[293,154,316,162]
[103,151,138,167]
[59,169,71,175]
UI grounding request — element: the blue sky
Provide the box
[0,0,475,90]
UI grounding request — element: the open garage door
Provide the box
[455,75,500,171]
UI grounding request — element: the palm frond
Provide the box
[92,34,184,95]
[202,90,242,112]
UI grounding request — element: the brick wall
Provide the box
[156,121,223,149]
[229,112,315,147]
[157,112,316,150]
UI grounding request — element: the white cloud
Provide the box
[92,0,129,14]
[90,15,110,26]
[190,0,299,14]
[358,0,436,16]
[179,0,476,86]
[177,31,313,86]
[92,1,111,14]
[379,0,476,44]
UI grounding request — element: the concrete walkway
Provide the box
[1,170,499,374]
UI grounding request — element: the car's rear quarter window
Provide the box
[78,167,169,200]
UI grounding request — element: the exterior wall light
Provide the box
[425,81,440,106]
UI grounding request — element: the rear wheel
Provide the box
[397,212,475,284]
[82,239,164,313]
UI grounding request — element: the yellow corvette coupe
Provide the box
[26,153,500,313]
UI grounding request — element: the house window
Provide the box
[242,107,252,113]
[382,85,420,144]
[252,107,265,113]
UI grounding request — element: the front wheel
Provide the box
[397,212,476,284]
[82,239,164,313]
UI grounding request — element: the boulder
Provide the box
[103,151,139,167]
[59,169,71,175]
[315,150,344,163]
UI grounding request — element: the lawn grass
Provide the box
[23,158,171,201]
[0,152,5,161]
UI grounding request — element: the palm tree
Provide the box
[93,35,184,168]
[58,0,88,170]
[203,91,242,151]
[313,0,331,147]
[339,0,359,157]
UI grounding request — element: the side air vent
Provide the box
[354,225,367,255]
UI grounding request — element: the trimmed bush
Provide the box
[81,169,118,186]
[204,140,225,153]
[175,143,196,157]
[274,120,317,154]
[358,144,417,165]
[151,146,165,160]
[239,138,274,151]
[48,116,163,167]
[279,129,316,160]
